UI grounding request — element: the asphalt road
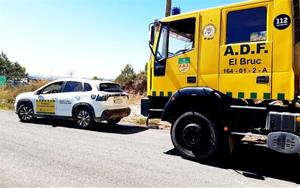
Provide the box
[1,110,300,187]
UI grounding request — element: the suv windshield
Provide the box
[99,83,123,92]
[40,81,64,94]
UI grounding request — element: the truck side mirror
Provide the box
[35,90,41,95]
[149,25,155,46]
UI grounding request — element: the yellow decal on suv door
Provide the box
[36,100,55,114]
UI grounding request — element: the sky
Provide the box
[0,0,242,79]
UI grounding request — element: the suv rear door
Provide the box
[56,81,84,117]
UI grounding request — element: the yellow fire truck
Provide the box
[142,0,300,161]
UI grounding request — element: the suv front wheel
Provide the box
[17,103,35,122]
[74,108,94,129]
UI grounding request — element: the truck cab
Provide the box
[142,0,300,161]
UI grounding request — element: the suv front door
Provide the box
[34,81,64,115]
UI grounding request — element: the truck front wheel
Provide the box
[171,111,220,162]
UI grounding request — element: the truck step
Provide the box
[230,105,267,110]
[231,132,267,145]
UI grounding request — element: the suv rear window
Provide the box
[99,83,123,92]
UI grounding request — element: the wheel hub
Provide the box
[182,123,202,146]
[77,111,90,127]
[19,106,33,121]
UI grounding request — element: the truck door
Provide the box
[151,13,200,97]
[219,2,273,100]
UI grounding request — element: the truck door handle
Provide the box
[187,76,196,84]
[256,76,269,84]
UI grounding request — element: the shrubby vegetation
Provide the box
[0,80,48,110]
[0,52,27,80]
[115,64,147,95]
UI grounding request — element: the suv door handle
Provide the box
[256,76,269,84]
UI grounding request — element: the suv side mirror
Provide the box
[35,90,41,95]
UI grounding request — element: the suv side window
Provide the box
[40,82,64,94]
[84,83,92,91]
[62,81,83,92]
[226,7,267,44]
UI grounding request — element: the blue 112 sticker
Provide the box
[274,14,291,30]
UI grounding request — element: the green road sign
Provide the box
[0,76,7,86]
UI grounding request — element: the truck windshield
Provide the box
[99,83,123,92]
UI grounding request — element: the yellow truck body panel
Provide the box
[148,0,299,101]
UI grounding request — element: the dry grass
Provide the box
[0,80,49,110]
[127,94,145,105]
[134,117,147,125]
[122,116,163,126]
[121,94,171,129]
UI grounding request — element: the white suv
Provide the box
[14,79,131,128]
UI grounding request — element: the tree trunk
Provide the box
[165,0,172,17]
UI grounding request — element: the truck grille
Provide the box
[294,0,300,43]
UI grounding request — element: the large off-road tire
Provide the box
[171,111,222,162]
[74,107,94,129]
[107,118,121,125]
[17,104,35,123]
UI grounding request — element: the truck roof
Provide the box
[161,0,271,22]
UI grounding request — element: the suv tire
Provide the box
[18,103,35,123]
[74,107,94,129]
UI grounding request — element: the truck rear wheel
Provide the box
[171,111,220,162]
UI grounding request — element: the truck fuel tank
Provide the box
[266,111,300,133]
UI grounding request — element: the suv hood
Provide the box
[16,91,35,100]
